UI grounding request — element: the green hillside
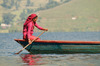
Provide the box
[0,0,100,32]
[0,0,70,33]
[38,0,100,32]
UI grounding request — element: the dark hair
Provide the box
[33,16,38,20]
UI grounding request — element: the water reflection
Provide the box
[20,54,43,66]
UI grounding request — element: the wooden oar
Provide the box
[15,31,45,54]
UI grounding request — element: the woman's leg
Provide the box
[30,35,41,40]
[23,36,28,40]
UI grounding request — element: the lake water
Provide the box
[0,32,100,66]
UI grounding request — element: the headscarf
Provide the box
[24,14,37,26]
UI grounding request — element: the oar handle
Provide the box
[15,31,45,54]
[31,31,45,42]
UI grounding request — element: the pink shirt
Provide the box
[23,21,43,39]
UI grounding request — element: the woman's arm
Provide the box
[34,22,43,30]
[34,22,48,31]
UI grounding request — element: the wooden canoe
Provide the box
[14,39,100,54]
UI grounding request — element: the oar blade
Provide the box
[15,50,22,54]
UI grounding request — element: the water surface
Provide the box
[0,32,100,66]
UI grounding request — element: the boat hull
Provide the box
[15,39,100,54]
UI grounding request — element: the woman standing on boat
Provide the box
[23,14,48,44]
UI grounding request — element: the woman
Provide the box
[23,14,48,44]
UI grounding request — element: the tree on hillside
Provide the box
[15,1,20,10]
[1,0,10,8]
[20,10,27,21]
[2,13,16,24]
[27,9,34,14]
[11,0,15,6]
[26,0,31,6]
[46,0,59,9]
[1,0,20,9]
[64,0,71,3]
[26,0,34,6]
[60,0,63,2]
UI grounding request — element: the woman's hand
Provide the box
[28,39,32,45]
[43,28,48,31]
